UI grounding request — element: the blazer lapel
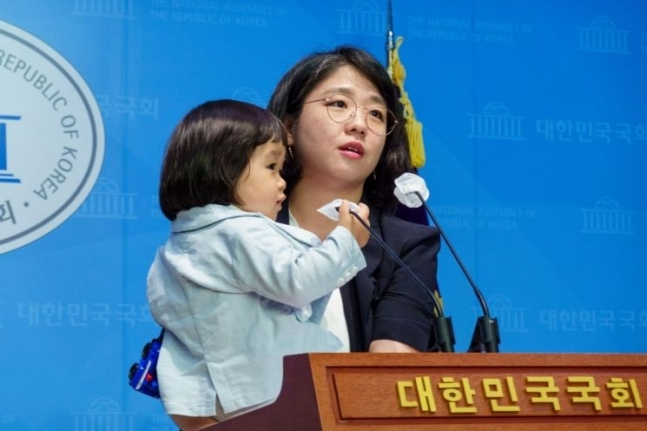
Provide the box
[277,201,386,352]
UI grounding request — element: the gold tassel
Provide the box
[435,290,444,316]
[389,36,426,168]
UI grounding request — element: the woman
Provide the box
[268,45,443,353]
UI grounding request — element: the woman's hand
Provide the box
[337,200,370,248]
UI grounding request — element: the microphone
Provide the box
[346,208,456,353]
[394,173,501,353]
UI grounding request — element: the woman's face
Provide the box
[290,65,387,189]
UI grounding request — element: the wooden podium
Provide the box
[208,353,647,430]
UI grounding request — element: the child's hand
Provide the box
[337,200,370,248]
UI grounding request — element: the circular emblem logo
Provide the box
[0,21,105,253]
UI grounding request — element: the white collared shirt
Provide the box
[289,211,351,352]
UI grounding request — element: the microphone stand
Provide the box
[414,192,500,353]
[350,211,455,353]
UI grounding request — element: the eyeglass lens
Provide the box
[324,94,396,136]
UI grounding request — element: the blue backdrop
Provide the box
[1,1,646,429]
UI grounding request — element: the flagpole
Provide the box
[386,0,394,77]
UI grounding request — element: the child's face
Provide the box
[235,140,287,219]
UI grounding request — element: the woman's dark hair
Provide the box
[159,99,287,220]
[267,45,412,209]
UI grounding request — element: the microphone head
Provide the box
[394,173,429,208]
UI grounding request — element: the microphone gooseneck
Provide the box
[413,192,490,316]
[349,210,455,353]
[412,191,500,353]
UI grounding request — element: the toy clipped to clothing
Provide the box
[132,99,371,431]
[128,329,164,398]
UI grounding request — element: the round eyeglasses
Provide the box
[303,94,398,136]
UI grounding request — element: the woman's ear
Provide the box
[283,118,294,145]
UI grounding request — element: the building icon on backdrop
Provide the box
[72,0,135,18]
[75,178,137,219]
[581,197,634,234]
[231,87,263,106]
[578,16,630,54]
[468,102,524,141]
[71,398,135,431]
[337,1,386,35]
[484,295,528,333]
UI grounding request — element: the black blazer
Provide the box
[277,204,441,352]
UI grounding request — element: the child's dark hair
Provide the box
[159,99,288,220]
